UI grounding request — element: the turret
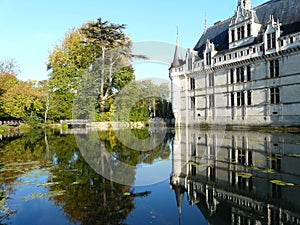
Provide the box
[171,28,183,68]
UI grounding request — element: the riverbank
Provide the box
[2,122,300,136]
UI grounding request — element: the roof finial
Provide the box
[238,0,242,7]
[204,13,207,33]
[238,0,251,9]
[171,26,183,68]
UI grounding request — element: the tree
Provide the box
[80,18,134,112]
[47,28,95,121]
[112,80,174,123]
[47,18,135,121]
[0,73,20,119]
[48,28,93,90]
[0,73,19,96]
[0,81,45,121]
[0,58,20,76]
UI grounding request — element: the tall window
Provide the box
[231,29,235,42]
[267,32,276,49]
[188,58,192,70]
[236,67,244,82]
[230,69,234,83]
[231,92,235,106]
[271,153,281,171]
[206,52,211,65]
[238,149,246,165]
[237,26,245,40]
[241,26,245,39]
[236,91,246,106]
[237,27,241,40]
[247,24,251,37]
[270,59,279,78]
[247,90,252,105]
[209,95,214,108]
[270,87,280,104]
[247,65,251,81]
[191,143,196,157]
[190,77,195,90]
[237,92,241,106]
[191,165,196,176]
[241,92,245,106]
[208,73,214,87]
[241,67,245,82]
[208,166,216,182]
[236,68,240,83]
[191,97,195,109]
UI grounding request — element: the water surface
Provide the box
[0,127,300,224]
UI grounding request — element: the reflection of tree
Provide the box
[48,145,134,225]
[0,130,47,184]
[0,129,174,225]
[98,128,173,165]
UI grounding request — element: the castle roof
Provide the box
[171,35,184,68]
[194,0,300,58]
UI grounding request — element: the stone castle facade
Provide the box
[169,0,300,127]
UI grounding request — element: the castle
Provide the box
[169,0,300,127]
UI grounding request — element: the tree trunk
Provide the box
[44,93,49,123]
[99,46,106,112]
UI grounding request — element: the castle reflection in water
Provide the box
[170,127,300,225]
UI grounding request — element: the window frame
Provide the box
[269,59,279,78]
[270,87,280,104]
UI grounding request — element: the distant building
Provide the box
[169,0,300,127]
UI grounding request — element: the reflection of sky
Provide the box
[134,159,171,186]
[5,169,73,225]
[126,179,207,225]
[2,161,207,225]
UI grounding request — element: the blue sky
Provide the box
[0,0,266,81]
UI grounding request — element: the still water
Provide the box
[1,127,300,225]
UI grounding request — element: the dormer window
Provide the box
[264,16,281,53]
[280,39,284,47]
[237,27,241,40]
[247,24,251,36]
[206,52,211,65]
[231,30,235,42]
[237,26,245,40]
[228,0,261,49]
[188,57,192,70]
[267,32,276,49]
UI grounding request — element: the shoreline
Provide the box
[2,122,300,136]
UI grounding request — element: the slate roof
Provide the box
[171,38,185,67]
[193,0,300,58]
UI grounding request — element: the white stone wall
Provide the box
[171,49,300,126]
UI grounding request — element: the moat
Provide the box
[1,127,300,225]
